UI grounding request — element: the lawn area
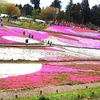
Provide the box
[9,86,100,100]
[3,18,49,30]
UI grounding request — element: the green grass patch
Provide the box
[9,86,100,100]
[3,18,49,31]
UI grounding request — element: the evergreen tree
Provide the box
[50,0,62,10]
[30,0,40,9]
[23,4,33,16]
[81,0,91,24]
[65,0,73,22]
[91,5,100,25]
[16,4,23,15]
[69,0,73,7]
[71,3,82,23]
[32,9,40,20]
[56,10,65,21]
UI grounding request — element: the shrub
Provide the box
[38,96,50,100]
[86,22,98,30]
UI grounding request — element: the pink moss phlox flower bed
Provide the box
[46,25,75,34]
[70,75,100,83]
[68,35,100,47]
[46,25,100,39]
[58,36,100,48]
[0,64,100,90]
[73,27,97,33]
[48,32,79,41]
[0,25,100,90]
[58,37,88,47]
[48,31,100,48]
[4,25,49,40]
[28,31,49,40]
[38,64,77,73]
[2,25,100,49]
[0,73,61,89]
[40,56,90,61]
[0,28,23,44]
[4,26,24,33]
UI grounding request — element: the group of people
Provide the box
[52,20,87,29]
[50,20,100,33]
[23,31,34,44]
[23,31,34,39]
[43,39,53,46]
[23,30,53,46]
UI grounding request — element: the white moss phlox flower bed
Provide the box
[2,36,40,44]
[0,64,42,78]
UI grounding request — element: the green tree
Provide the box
[32,9,40,20]
[0,0,7,7]
[0,0,8,13]
[65,0,73,22]
[71,3,82,23]
[16,4,23,16]
[91,5,100,25]
[56,10,65,21]
[50,0,62,11]
[30,0,40,9]
[40,6,58,21]
[81,0,91,24]
[3,3,20,15]
[23,4,33,16]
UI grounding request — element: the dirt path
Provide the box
[0,82,100,100]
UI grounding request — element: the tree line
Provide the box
[0,0,100,26]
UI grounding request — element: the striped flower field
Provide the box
[0,25,100,90]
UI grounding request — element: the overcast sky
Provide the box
[6,0,100,10]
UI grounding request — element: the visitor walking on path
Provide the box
[0,17,3,26]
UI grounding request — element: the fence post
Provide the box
[40,90,42,95]
[15,95,18,98]
[56,89,58,93]
[86,86,88,88]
